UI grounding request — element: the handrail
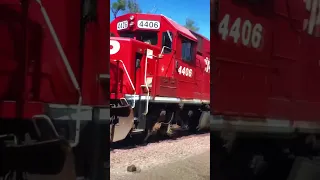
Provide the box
[35,0,82,147]
[113,60,136,108]
[143,55,150,115]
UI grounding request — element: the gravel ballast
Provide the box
[110,133,210,180]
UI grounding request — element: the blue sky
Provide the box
[110,0,210,39]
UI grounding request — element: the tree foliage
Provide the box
[111,0,126,19]
[126,0,142,13]
[184,18,200,32]
[110,0,141,19]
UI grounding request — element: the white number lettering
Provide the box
[218,14,230,40]
[303,0,320,36]
[218,14,263,49]
[110,40,120,55]
[177,66,193,77]
[204,57,210,73]
[116,20,128,30]
[242,20,252,46]
[251,24,263,48]
[229,17,241,43]
[182,67,186,75]
[187,68,191,77]
[137,20,160,30]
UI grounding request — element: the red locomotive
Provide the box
[211,0,320,179]
[110,13,211,142]
[0,0,109,179]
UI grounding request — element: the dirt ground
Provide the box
[110,134,210,180]
[112,150,210,180]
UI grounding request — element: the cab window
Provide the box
[119,32,135,38]
[181,37,194,62]
[191,32,203,54]
[136,31,158,45]
[119,31,158,45]
[162,31,173,54]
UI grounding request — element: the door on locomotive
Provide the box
[174,34,198,99]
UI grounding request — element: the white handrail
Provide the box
[35,0,82,147]
[113,60,136,108]
[143,55,150,115]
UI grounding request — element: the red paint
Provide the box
[110,13,210,101]
[0,0,110,119]
[211,0,320,121]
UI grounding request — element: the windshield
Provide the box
[119,32,135,38]
[119,31,158,45]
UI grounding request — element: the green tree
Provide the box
[126,0,142,13]
[110,0,142,19]
[111,0,126,19]
[184,18,199,32]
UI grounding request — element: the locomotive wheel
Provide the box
[188,109,202,133]
[129,104,210,145]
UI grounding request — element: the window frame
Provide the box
[161,31,173,54]
[191,31,203,54]
[136,30,159,45]
[180,35,196,64]
[119,31,135,38]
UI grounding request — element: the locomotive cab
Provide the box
[110,13,200,62]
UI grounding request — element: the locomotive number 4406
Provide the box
[137,20,160,30]
[178,66,193,77]
[116,20,128,30]
[219,14,263,49]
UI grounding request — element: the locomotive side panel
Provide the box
[210,1,320,179]
[0,1,36,101]
[82,0,110,106]
[211,0,320,122]
[195,34,211,101]
[211,0,273,117]
[0,0,109,107]
[174,35,198,99]
[0,0,110,178]
[0,0,81,106]
[26,0,82,104]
